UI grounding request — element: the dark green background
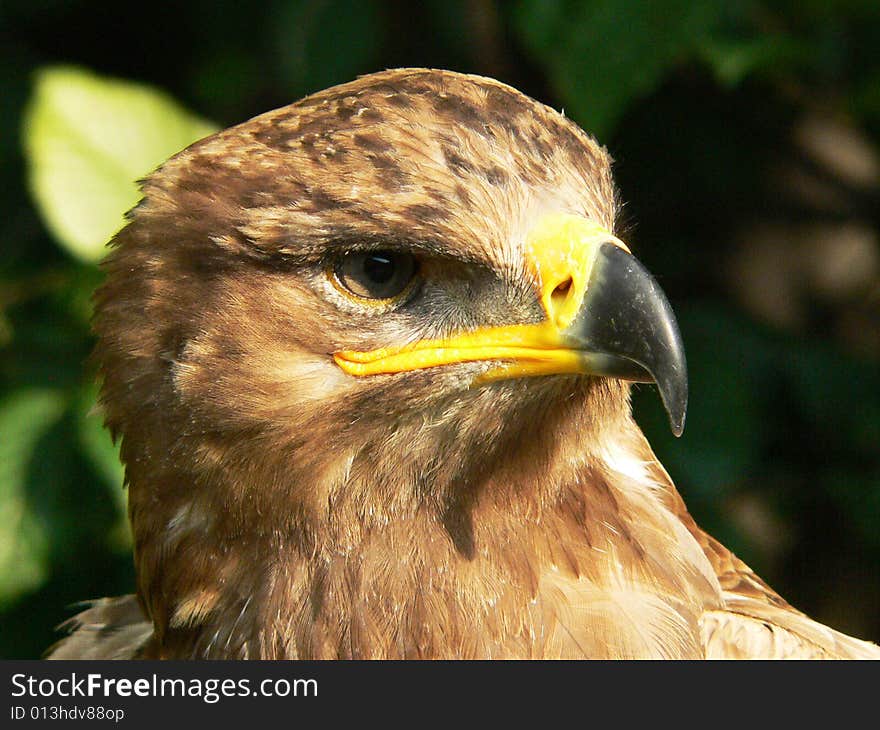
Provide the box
[2,0,879,658]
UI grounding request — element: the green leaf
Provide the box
[22,66,217,263]
[513,0,727,135]
[274,1,384,98]
[74,384,125,504]
[0,389,66,608]
[73,383,131,551]
[698,34,808,87]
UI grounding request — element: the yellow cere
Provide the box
[333,214,628,379]
[525,213,628,329]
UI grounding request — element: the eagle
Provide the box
[49,68,879,659]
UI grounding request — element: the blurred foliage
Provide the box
[2,0,879,658]
[23,67,216,262]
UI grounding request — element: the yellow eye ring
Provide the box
[328,250,419,307]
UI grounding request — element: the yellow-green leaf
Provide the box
[74,383,124,500]
[22,66,217,263]
[0,389,66,608]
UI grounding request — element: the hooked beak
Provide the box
[334,214,688,436]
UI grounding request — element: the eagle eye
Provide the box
[332,250,418,302]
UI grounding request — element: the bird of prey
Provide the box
[49,68,880,659]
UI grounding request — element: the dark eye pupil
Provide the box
[363,254,395,284]
[335,250,417,300]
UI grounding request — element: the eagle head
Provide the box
[92,69,693,658]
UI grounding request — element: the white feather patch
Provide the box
[597,438,652,486]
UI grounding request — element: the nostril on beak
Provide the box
[551,277,573,313]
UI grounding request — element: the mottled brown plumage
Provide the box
[50,69,879,659]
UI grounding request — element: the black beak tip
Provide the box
[650,334,688,437]
[670,406,686,438]
[658,367,688,437]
